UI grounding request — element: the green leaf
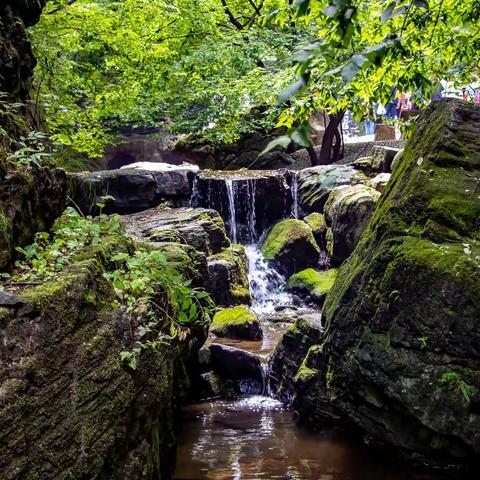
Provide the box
[341,54,368,82]
[259,136,292,156]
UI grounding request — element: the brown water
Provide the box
[174,396,474,480]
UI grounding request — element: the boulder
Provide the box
[286,268,337,305]
[268,313,324,403]
[368,172,391,193]
[324,184,380,265]
[191,169,293,243]
[0,238,208,479]
[206,245,251,307]
[122,206,229,255]
[262,219,320,276]
[297,164,367,213]
[290,100,480,465]
[304,212,327,248]
[68,164,197,215]
[351,146,401,174]
[199,343,263,383]
[210,306,262,340]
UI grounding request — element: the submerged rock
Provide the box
[210,306,262,340]
[206,245,251,306]
[297,164,366,213]
[262,219,320,276]
[324,184,380,265]
[286,268,337,305]
[191,169,293,243]
[289,100,480,465]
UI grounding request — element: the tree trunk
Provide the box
[318,110,345,165]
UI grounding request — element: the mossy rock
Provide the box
[292,100,480,463]
[304,212,327,248]
[262,219,320,276]
[210,306,262,341]
[206,244,251,307]
[287,268,337,304]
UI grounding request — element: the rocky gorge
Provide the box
[1,2,479,478]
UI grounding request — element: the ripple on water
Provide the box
[174,397,476,480]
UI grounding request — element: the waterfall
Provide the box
[225,179,237,243]
[291,171,299,219]
[247,179,257,243]
[245,244,292,316]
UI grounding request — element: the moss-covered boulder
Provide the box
[206,244,251,307]
[324,184,380,265]
[210,306,262,340]
[287,268,337,304]
[304,212,327,248]
[262,219,320,276]
[288,100,480,465]
[122,206,229,255]
[0,243,208,479]
[297,164,367,213]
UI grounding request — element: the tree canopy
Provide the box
[29,0,480,163]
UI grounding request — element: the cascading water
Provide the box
[225,178,238,244]
[291,171,299,219]
[244,244,292,316]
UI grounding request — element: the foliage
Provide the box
[29,0,308,158]
[11,207,124,280]
[438,371,475,405]
[5,206,213,369]
[263,0,480,151]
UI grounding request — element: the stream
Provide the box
[175,175,474,480]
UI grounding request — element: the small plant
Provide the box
[418,336,428,350]
[7,130,52,167]
[438,372,474,406]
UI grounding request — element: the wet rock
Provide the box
[292,100,480,465]
[69,164,197,215]
[268,313,324,403]
[122,206,229,255]
[368,172,391,193]
[210,306,262,340]
[200,343,263,384]
[262,219,320,276]
[297,164,367,214]
[324,184,380,266]
[286,268,337,305]
[192,169,293,243]
[206,245,251,306]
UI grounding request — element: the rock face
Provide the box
[262,219,321,276]
[210,306,261,340]
[297,164,366,214]
[285,100,480,465]
[0,166,67,272]
[206,245,251,306]
[0,238,208,479]
[69,164,198,215]
[324,184,380,266]
[191,169,293,243]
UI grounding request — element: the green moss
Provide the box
[211,306,257,329]
[304,213,326,232]
[262,219,319,260]
[294,345,322,383]
[287,268,337,300]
